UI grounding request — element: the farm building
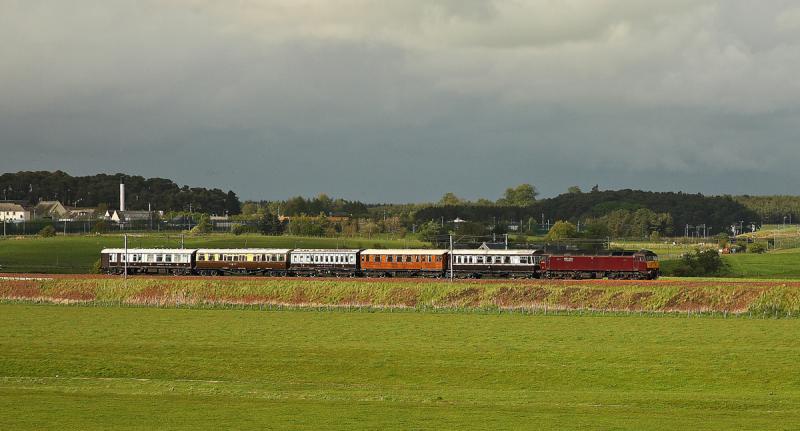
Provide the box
[0,203,29,222]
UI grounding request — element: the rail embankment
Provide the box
[2,276,800,316]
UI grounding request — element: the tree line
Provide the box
[0,171,241,215]
[414,188,759,238]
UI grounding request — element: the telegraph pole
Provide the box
[449,234,453,281]
[123,233,128,282]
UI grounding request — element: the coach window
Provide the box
[504,256,511,264]
[165,254,172,263]
[387,255,393,263]
[198,254,205,261]
[375,255,381,263]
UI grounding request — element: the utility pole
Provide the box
[449,234,453,281]
[123,233,128,282]
[504,234,508,250]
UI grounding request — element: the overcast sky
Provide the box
[2,1,800,202]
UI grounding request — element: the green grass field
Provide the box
[1,304,799,429]
[723,248,800,278]
[0,234,428,273]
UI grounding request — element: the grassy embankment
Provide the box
[3,277,800,316]
[0,234,428,273]
[1,304,799,430]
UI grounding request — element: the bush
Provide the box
[38,225,56,238]
[669,249,727,277]
[546,221,578,240]
[190,215,211,235]
[91,259,103,274]
[232,224,257,235]
[749,242,767,254]
[91,220,109,234]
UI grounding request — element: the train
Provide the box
[100,248,660,279]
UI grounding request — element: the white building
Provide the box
[0,203,29,222]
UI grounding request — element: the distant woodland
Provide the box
[1,171,798,238]
[0,171,241,215]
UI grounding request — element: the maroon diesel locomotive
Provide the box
[539,250,659,280]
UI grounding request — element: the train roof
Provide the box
[101,248,197,254]
[196,248,290,254]
[549,249,657,256]
[361,249,448,255]
[290,249,361,253]
[451,249,542,256]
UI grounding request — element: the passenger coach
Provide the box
[195,248,290,276]
[451,249,544,278]
[360,249,448,277]
[288,249,360,276]
[101,248,195,275]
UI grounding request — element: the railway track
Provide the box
[2,273,799,288]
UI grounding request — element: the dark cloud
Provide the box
[2,1,800,201]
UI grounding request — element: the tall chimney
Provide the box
[119,183,125,212]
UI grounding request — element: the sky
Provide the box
[2,1,800,202]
